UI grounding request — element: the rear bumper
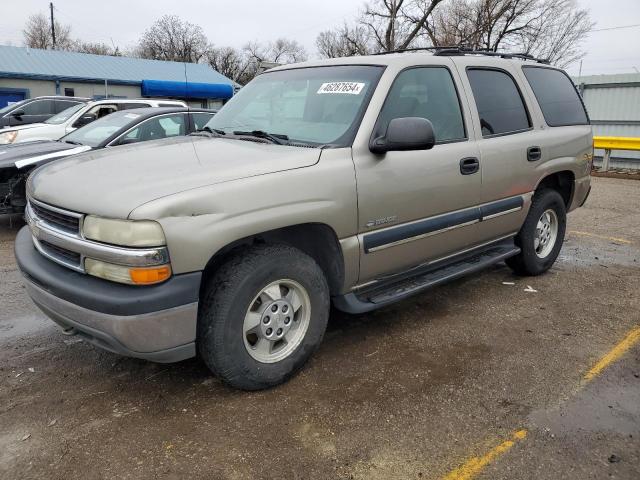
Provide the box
[15,226,201,362]
[569,176,591,212]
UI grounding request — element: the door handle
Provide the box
[527,146,542,162]
[460,157,480,175]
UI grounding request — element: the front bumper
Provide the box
[15,226,201,362]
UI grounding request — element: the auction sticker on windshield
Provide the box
[317,82,365,95]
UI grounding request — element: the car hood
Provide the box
[0,140,85,169]
[30,136,322,218]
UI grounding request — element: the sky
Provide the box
[0,0,638,76]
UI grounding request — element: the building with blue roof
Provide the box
[0,45,234,109]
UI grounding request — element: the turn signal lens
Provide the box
[129,266,172,285]
[85,258,171,285]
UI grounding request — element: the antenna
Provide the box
[184,61,190,113]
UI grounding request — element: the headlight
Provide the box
[0,130,18,144]
[85,258,172,285]
[83,216,166,247]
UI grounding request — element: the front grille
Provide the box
[39,240,82,266]
[30,201,80,234]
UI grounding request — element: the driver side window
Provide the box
[119,114,186,144]
[376,67,466,144]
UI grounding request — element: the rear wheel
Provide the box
[506,188,567,276]
[197,244,330,390]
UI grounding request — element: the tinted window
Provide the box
[376,67,465,143]
[191,112,215,131]
[0,99,29,115]
[120,114,186,143]
[522,67,588,126]
[467,69,531,136]
[22,99,55,116]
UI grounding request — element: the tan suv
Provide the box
[15,49,592,390]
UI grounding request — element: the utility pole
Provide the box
[50,2,56,50]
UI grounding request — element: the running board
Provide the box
[333,239,520,314]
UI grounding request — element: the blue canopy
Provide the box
[141,79,233,99]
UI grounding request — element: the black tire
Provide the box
[197,244,330,390]
[506,188,567,276]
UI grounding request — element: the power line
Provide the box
[591,23,640,32]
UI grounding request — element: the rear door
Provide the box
[354,64,483,283]
[455,61,538,243]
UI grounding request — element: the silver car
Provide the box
[16,49,592,390]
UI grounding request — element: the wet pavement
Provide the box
[1,176,639,480]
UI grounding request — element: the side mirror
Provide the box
[370,117,436,154]
[11,110,25,118]
[74,113,97,128]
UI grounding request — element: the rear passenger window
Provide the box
[55,100,81,113]
[376,67,466,143]
[467,69,531,137]
[522,67,588,126]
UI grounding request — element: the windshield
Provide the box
[0,99,28,115]
[45,103,85,125]
[206,65,384,147]
[61,110,142,147]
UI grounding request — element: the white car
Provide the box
[0,98,186,145]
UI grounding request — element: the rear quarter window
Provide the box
[522,66,589,126]
[466,68,531,137]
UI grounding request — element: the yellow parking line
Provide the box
[568,230,632,244]
[583,325,640,383]
[441,430,527,480]
[440,327,640,480]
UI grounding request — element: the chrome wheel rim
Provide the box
[534,209,558,258]
[243,279,311,363]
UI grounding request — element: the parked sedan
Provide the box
[0,107,215,214]
[0,98,186,146]
[0,96,89,129]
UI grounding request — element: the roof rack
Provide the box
[373,46,550,64]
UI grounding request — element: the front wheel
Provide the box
[197,244,330,390]
[506,188,567,276]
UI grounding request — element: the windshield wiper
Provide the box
[63,140,84,146]
[191,126,226,138]
[233,130,289,145]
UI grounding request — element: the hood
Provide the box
[30,136,321,218]
[0,140,83,169]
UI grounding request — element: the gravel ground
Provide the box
[0,176,638,480]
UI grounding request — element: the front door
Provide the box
[353,66,483,283]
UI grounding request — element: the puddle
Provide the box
[558,237,639,268]
[529,345,640,437]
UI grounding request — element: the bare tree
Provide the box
[239,38,307,84]
[136,15,210,63]
[207,46,250,83]
[425,0,592,66]
[515,0,593,67]
[361,0,445,52]
[316,24,373,58]
[72,41,120,56]
[23,13,72,50]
